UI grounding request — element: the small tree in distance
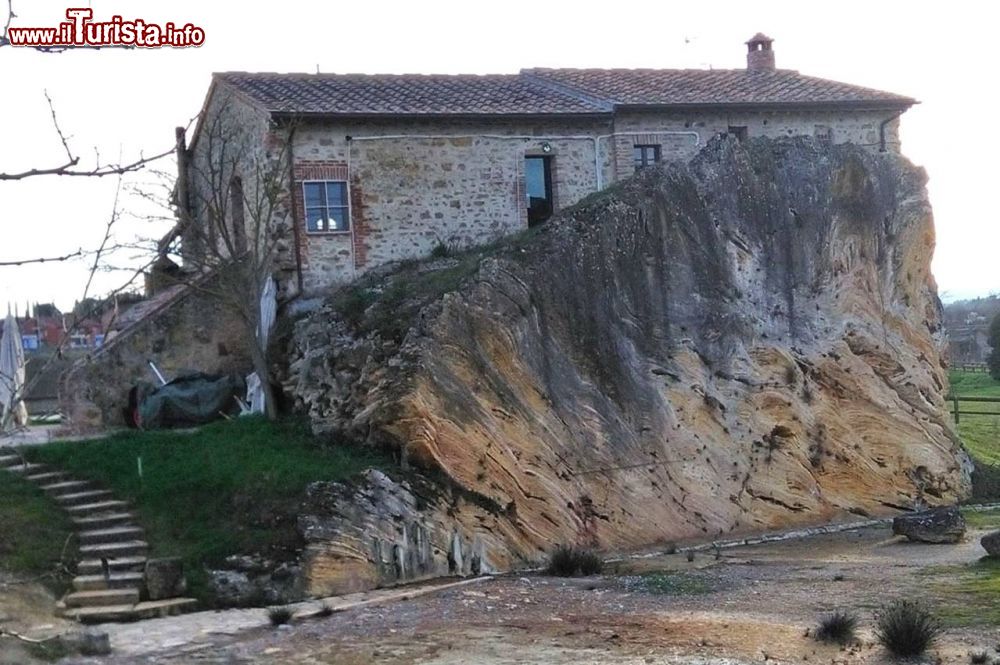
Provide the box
[987,311,1000,380]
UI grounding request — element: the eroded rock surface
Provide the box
[287,136,971,588]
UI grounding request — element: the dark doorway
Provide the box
[525,156,553,226]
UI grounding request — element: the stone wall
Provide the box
[609,109,900,180]
[290,117,615,293]
[60,286,252,432]
[284,108,904,294]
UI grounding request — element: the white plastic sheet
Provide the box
[0,313,28,430]
[245,277,277,415]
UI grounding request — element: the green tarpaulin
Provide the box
[134,373,245,429]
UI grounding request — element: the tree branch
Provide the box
[0,249,83,267]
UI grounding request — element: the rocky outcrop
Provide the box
[298,470,502,596]
[206,556,305,606]
[287,136,972,588]
[892,506,966,543]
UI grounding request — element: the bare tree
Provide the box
[161,100,294,420]
[0,89,181,434]
[0,172,161,433]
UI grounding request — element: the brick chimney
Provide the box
[746,33,775,71]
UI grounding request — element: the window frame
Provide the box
[301,179,352,235]
[633,144,662,171]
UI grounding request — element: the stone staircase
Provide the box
[0,448,197,623]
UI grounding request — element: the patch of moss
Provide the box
[330,225,551,342]
[632,571,715,595]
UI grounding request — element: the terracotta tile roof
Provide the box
[216,72,611,116]
[215,68,914,117]
[522,68,915,109]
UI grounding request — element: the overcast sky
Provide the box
[1,0,997,312]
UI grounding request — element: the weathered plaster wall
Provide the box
[60,287,252,432]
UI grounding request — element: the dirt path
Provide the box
[0,573,75,664]
[74,523,998,665]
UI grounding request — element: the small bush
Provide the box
[268,606,293,626]
[430,242,451,259]
[577,549,604,575]
[970,651,990,664]
[814,610,858,645]
[545,545,604,577]
[316,603,334,617]
[874,599,942,657]
[336,287,377,328]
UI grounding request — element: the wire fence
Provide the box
[947,394,1000,423]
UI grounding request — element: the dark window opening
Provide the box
[633,145,661,171]
[728,126,748,142]
[303,181,350,232]
[525,156,553,227]
[229,176,247,254]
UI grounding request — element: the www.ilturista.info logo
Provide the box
[7,8,205,48]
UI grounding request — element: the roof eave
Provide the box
[615,99,917,113]
[269,110,614,121]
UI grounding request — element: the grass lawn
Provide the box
[25,416,389,604]
[948,370,1000,500]
[962,507,1000,530]
[0,469,75,591]
[931,556,1000,627]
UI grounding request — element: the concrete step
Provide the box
[5,463,45,475]
[26,471,69,484]
[72,512,137,530]
[79,540,148,559]
[79,526,144,545]
[56,489,113,506]
[0,454,21,467]
[73,571,145,592]
[59,598,198,624]
[65,500,128,516]
[41,480,93,495]
[63,588,140,608]
[78,555,147,575]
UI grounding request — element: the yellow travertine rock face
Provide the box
[288,137,971,591]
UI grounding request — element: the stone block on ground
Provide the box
[62,630,112,656]
[144,557,186,600]
[892,506,966,544]
[981,529,1000,556]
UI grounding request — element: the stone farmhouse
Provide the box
[180,33,915,297]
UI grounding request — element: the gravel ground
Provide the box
[61,524,998,665]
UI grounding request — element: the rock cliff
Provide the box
[287,136,971,592]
